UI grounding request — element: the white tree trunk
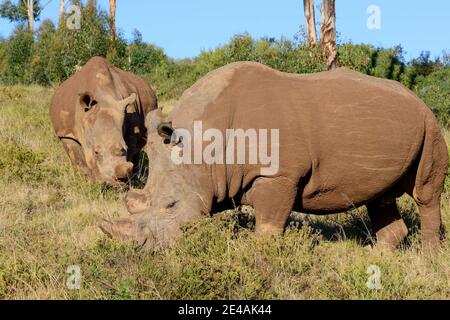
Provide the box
[320,0,338,70]
[303,0,317,45]
[109,0,116,40]
[59,0,65,27]
[26,0,34,31]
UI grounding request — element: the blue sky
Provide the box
[0,0,448,61]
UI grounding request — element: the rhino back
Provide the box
[226,64,427,210]
[169,62,430,208]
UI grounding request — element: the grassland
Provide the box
[0,85,449,300]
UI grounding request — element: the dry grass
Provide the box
[0,85,449,300]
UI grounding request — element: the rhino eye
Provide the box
[166,201,178,209]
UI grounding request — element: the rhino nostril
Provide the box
[113,147,127,157]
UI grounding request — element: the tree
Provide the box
[302,0,338,70]
[58,0,64,27]
[0,0,41,31]
[26,0,33,30]
[320,0,338,70]
[303,0,317,45]
[109,0,116,40]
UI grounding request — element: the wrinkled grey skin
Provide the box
[101,110,213,249]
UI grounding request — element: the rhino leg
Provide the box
[247,177,297,236]
[367,200,408,249]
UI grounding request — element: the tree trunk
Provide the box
[320,0,338,70]
[59,0,65,27]
[109,0,116,40]
[303,0,317,45]
[26,0,34,31]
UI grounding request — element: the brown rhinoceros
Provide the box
[50,56,157,184]
[100,62,448,251]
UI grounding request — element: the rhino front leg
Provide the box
[247,177,298,236]
[366,200,408,249]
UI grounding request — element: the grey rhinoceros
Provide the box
[50,57,157,184]
[100,62,448,251]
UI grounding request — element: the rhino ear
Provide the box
[118,93,137,112]
[79,92,97,113]
[157,122,174,144]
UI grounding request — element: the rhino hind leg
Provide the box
[367,200,408,249]
[247,177,298,236]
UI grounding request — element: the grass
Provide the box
[0,85,449,300]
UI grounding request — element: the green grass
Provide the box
[0,85,449,300]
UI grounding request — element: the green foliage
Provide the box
[415,67,450,127]
[370,46,405,81]
[46,4,111,82]
[0,16,448,128]
[29,19,55,86]
[0,0,41,24]
[126,29,167,74]
[338,44,376,74]
[1,25,34,84]
[0,143,53,182]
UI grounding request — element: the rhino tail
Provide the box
[413,113,448,207]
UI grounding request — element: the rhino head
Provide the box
[100,110,214,248]
[74,91,137,184]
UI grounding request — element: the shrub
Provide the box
[338,43,376,74]
[126,29,167,74]
[414,67,450,127]
[46,4,112,83]
[0,143,55,183]
[29,19,56,86]
[1,25,33,84]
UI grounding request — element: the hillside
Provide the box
[0,85,449,299]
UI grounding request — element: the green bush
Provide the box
[0,16,448,129]
[126,29,167,74]
[1,25,33,84]
[29,19,56,86]
[0,143,55,183]
[370,46,405,81]
[46,4,111,83]
[338,44,376,74]
[414,67,450,127]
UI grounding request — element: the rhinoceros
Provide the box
[50,56,157,184]
[100,62,448,251]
